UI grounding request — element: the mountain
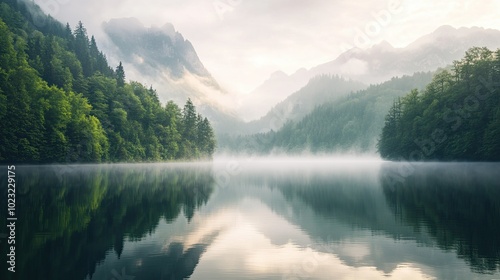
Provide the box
[238,68,310,121]
[220,72,433,154]
[237,75,365,135]
[313,26,500,84]
[246,25,500,121]
[103,18,216,83]
[102,18,241,134]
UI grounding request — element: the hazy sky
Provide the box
[35,0,500,93]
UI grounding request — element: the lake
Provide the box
[1,159,499,280]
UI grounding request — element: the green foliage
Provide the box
[115,61,125,87]
[0,1,216,163]
[378,47,500,161]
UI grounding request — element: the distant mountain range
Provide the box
[219,72,434,153]
[245,25,500,121]
[240,75,365,135]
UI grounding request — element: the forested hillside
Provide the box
[220,72,433,154]
[0,0,215,163]
[239,75,366,134]
[378,47,500,161]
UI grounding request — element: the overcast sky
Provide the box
[35,0,500,93]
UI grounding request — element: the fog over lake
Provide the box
[1,158,499,280]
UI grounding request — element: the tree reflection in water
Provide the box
[380,162,500,274]
[0,164,214,280]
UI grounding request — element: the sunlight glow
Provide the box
[188,199,435,280]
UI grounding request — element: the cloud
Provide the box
[35,0,500,94]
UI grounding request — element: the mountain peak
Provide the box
[270,70,288,80]
[374,40,394,50]
[433,25,457,35]
[162,22,176,35]
[103,18,213,79]
[293,67,308,75]
[148,22,179,42]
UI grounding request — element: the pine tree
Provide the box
[115,61,125,87]
[378,98,402,159]
[197,117,216,158]
[89,36,99,72]
[73,21,92,76]
[182,98,197,143]
[64,22,74,50]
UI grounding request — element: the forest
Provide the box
[219,72,433,154]
[0,0,216,163]
[378,47,500,161]
[222,47,500,161]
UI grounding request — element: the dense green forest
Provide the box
[220,72,433,154]
[0,0,215,163]
[378,47,500,161]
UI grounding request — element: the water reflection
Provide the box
[0,164,214,280]
[0,160,498,280]
[381,162,500,274]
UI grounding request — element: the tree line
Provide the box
[0,0,215,163]
[378,47,500,161]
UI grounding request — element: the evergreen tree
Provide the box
[378,98,402,159]
[182,98,198,143]
[115,61,125,87]
[73,21,92,76]
[64,22,74,50]
[197,117,216,158]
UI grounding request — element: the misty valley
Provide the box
[1,161,499,280]
[1,0,500,163]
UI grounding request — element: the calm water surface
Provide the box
[1,159,499,280]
